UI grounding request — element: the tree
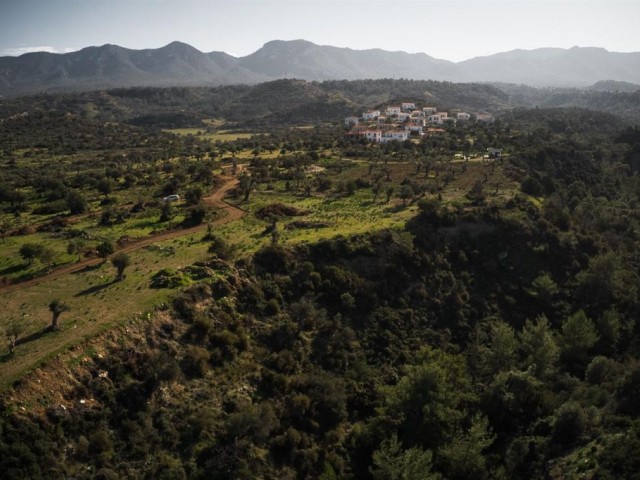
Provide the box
[559,310,599,374]
[67,238,86,261]
[527,272,559,306]
[398,184,413,206]
[385,186,395,203]
[576,252,627,307]
[370,433,440,480]
[38,246,56,267]
[66,190,88,214]
[111,251,131,281]
[159,202,173,222]
[270,220,280,246]
[371,182,382,202]
[0,218,13,242]
[438,414,495,480]
[383,347,474,449]
[96,240,115,263]
[595,309,622,355]
[552,401,587,446]
[96,178,114,197]
[470,318,518,381]
[4,319,26,354]
[185,186,204,206]
[519,315,559,379]
[183,204,207,226]
[6,189,26,210]
[239,173,253,202]
[49,299,70,330]
[207,235,236,260]
[467,180,486,204]
[19,243,43,265]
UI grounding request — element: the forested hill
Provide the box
[0,79,511,128]
[1,78,639,128]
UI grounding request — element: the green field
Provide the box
[0,233,214,388]
[164,128,255,142]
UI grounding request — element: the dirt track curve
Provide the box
[0,174,245,295]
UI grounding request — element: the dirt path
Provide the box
[0,175,245,295]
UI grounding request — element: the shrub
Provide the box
[32,199,68,215]
[182,203,208,226]
[151,268,190,289]
[207,235,236,260]
[182,346,211,378]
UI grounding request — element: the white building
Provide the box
[402,102,416,111]
[487,148,502,158]
[405,124,424,134]
[381,130,409,143]
[386,106,401,116]
[396,112,411,121]
[364,130,382,142]
[457,112,471,121]
[427,112,449,124]
[362,110,381,120]
[346,128,382,142]
[423,106,437,115]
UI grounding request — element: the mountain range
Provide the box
[1,39,639,96]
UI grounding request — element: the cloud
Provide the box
[1,46,78,56]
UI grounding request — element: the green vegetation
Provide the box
[0,80,640,479]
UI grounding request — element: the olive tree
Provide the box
[49,299,70,330]
[111,251,131,281]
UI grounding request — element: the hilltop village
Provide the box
[345,102,493,143]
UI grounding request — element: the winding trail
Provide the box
[0,174,245,295]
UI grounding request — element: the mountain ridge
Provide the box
[1,40,639,96]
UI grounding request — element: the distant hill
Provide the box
[1,40,640,96]
[237,39,459,82]
[0,41,249,96]
[1,78,639,127]
[0,79,521,128]
[587,80,640,93]
[460,47,640,87]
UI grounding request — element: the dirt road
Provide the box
[0,174,244,295]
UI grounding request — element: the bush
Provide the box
[521,177,545,196]
[208,235,236,260]
[182,346,210,378]
[151,268,190,289]
[32,199,68,215]
[552,402,587,446]
[66,190,88,214]
[182,203,208,226]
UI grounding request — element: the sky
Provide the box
[1,0,639,61]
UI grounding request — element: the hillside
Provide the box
[0,112,639,477]
[3,77,640,131]
[0,86,640,478]
[1,40,640,96]
[0,79,513,128]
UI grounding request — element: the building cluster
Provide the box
[345,102,491,143]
